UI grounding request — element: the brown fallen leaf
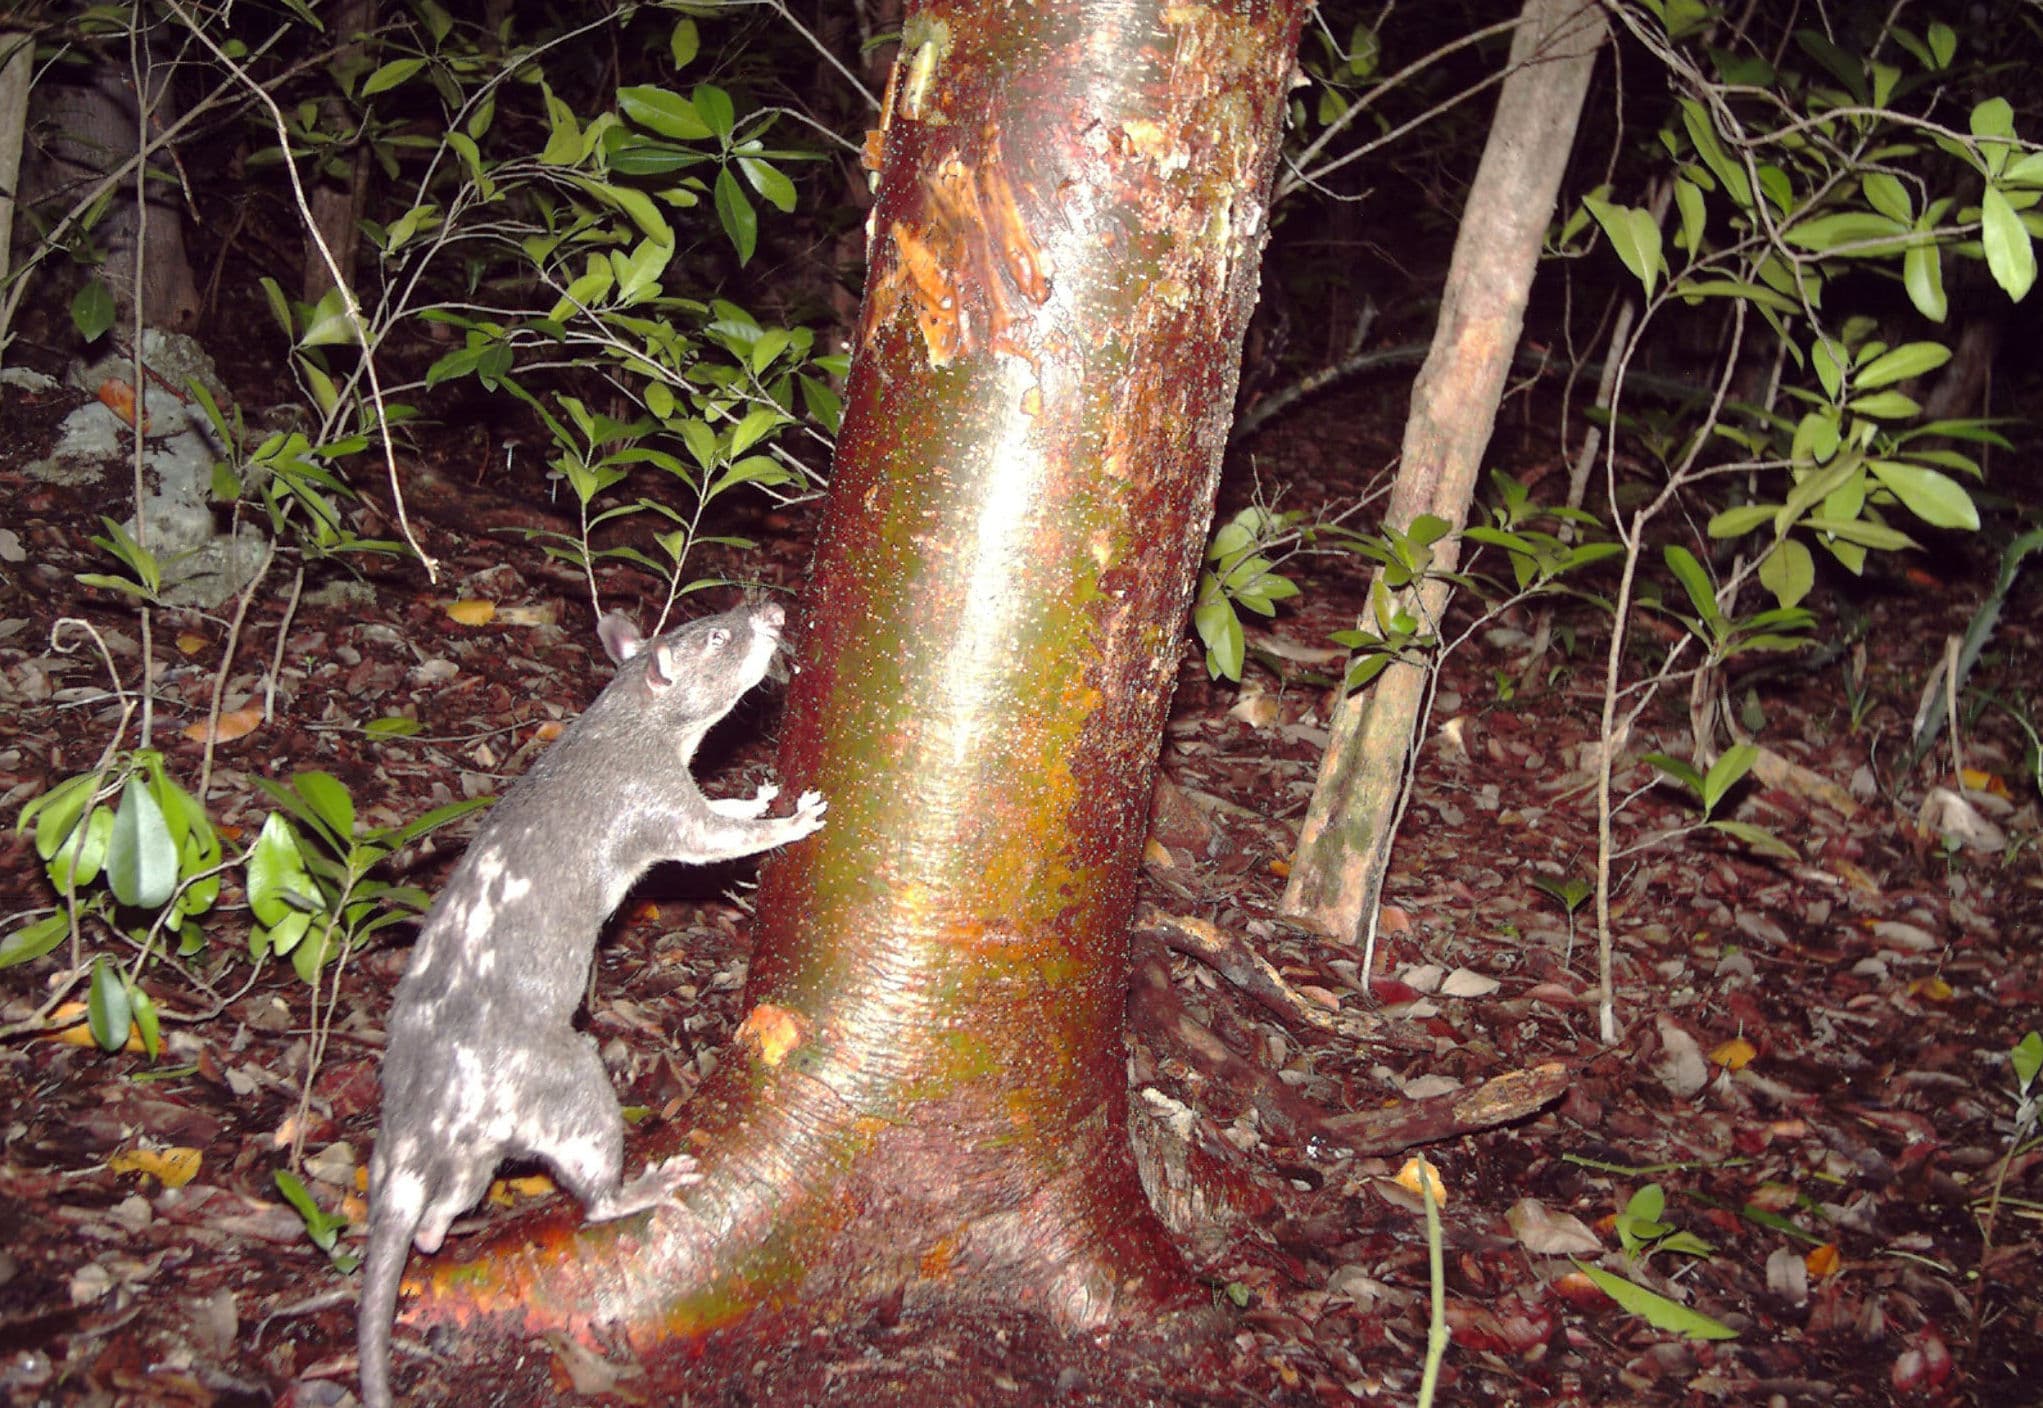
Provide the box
[185,704,263,743]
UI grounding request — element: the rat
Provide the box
[357,600,825,1408]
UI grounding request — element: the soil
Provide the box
[1,359,2039,1408]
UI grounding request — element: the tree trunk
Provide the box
[300,0,377,305]
[0,30,34,360]
[33,36,201,330]
[1279,0,1606,942]
[398,0,1308,1369]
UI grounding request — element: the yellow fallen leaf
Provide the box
[1395,1154,1447,1206]
[1958,767,2006,799]
[1805,1243,1840,1278]
[176,632,210,656]
[1711,1036,1758,1070]
[108,1146,202,1188]
[500,1173,555,1204]
[446,598,497,626]
[45,1002,146,1052]
[1268,856,1290,878]
[1907,976,1953,1002]
[1143,836,1175,868]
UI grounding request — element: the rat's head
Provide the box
[596,602,787,726]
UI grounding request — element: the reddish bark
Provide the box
[398,0,1310,1374]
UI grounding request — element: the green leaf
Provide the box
[378,796,491,849]
[1679,100,1751,209]
[1193,585,1245,682]
[1867,461,1979,530]
[1849,390,1921,420]
[274,1168,352,1259]
[87,957,132,1052]
[1533,876,1590,912]
[131,985,160,1061]
[71,280,116,343]
[749,327,793,375]
[714,166,758,264]
[366,716,421,737]
[108,776,178,908]
[1644,752,1704,797]
[678,418,718,470]
[1860,173,1913,224]
[1800,515,1917,551]
[291,772,357,843]
[1780,211,1911,255]
[1902,242,1947,322]
[617,85,712,141]
[1795,29,1867,104]
[1672,177,1705,254]
[1707,819,1799,860]
[729,407,786,456]
[693,84,735,140]
[298,286,359,349]
[1669,278,1800,315]
[738,157,797,214]
[1662,546,1720,628]
[1980,186,2037,301]
[290,924,336,983]
[1583,195,1662,296]
[1571,1262,1739,1340]
[1707,504,1778,539]
[22,772,101,857]
[1854,341,1950,391]
[1700,743,1757,815]
[49,805,114,891]
[1927,22,1956,68]
[2011,1031,2043,1091]
[360,57,425,97]
[0,913,71,969]
[246,814,319,927]
[92,515,162,596]
[668,16,699,69]
[1757,538,1813,610]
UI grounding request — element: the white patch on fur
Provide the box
[382,1166,428,1227]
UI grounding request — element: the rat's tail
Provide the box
[357,1190,419,1408]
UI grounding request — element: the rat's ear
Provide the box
[598,613,646,663]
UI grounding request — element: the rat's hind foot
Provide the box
[584,1154,702,1222]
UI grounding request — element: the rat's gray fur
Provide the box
[357,601,824,1407]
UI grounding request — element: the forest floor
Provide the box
[1,361,2039,1408]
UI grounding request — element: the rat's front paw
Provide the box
[709,782,780,818]
[786,790,827,839]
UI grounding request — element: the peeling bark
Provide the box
[398,0,1310,1373]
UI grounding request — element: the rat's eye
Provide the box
[706,628,731,650]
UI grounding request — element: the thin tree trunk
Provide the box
[396,0,1309,1367]
[301,0,377,304]
[33,29,200,330]
[1279,0,1607,942]
[0,31,33,352]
